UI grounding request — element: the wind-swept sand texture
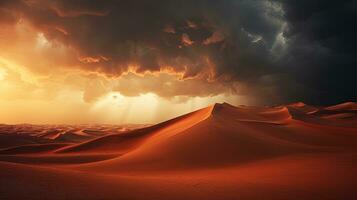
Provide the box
[1,102,357,200]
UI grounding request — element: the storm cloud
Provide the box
[276,0,357,105]
[0,0,355,104]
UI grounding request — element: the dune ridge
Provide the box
[63,102,356,172]
[55,105,213,154]
[325,102,357,111]
[1,102,357,200]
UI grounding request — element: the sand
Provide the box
[0,102,356,200]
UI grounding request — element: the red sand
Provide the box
[1,102,357,200]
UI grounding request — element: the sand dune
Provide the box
[0,124,144,149]
[325,102,357,111]
[1,153,356,200]
[0,143,71,155]
[0,153,118,165]
[0,102,356,200]
[287,102,357,127]
[76,103,357,172]
[56,105,212,154]
[0,132,54,149]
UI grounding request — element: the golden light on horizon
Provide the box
[0,19,251,125]
[0,68,7,81]
[0,50,249,125]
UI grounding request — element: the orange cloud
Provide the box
[182,33,194,46]
[203,31,225,45]
[78,56,109,64]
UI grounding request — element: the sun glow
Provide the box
[0,18,252,125]
[0,23,249,125]
[0,57,40,83]
[0,54,248,124]
[91,92,160,124]
[0,68,7,81]
[36,33,49,48]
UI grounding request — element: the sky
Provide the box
[0,0,356,124]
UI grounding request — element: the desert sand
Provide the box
[1,102,357,200]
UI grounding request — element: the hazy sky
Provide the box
[0,0,355,124]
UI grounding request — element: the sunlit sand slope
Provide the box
[0,102,356,200]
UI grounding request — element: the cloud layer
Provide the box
[0,0,355,105]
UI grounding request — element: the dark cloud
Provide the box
[0,0,355,104]
[276,0,357,105]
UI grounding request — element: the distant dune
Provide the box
[1,102,357,200]
[325,102,357,111]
